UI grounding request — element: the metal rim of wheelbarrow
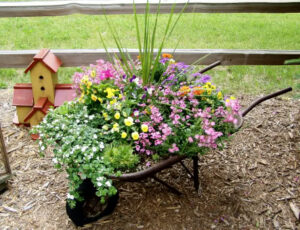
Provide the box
[108,87,293,182]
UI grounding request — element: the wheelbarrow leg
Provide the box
[151,175,182,195]
[192,156,200,192]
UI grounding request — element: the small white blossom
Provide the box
[97,182,102,187]
[133,78,139,85]
[81,146,88,152]
[92,146,97,152]
[67,193,74,200]
[89,115,95,120]
[147,88,154,95]
[52,158,58,164]
[41,146,45,151]
[105,181,111,187]
[97,176,104,181]
[99,142,104,150]
[93,134,97,139]
[39,141,43,146]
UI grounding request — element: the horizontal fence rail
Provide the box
[1,49,299,68]
[0,0,300,17]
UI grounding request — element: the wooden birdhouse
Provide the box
[12,49,76,128]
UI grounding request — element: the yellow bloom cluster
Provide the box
[124,117,134,126]
[203,82,216,95]
[104,87,119,99]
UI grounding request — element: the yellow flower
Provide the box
[98,97,103,103]
[141,124,148,132]
[112,123,119,132]
[104,88,115,99]
[121,132,127,139]
[91,70,96,78]
[104,88,119,99]
[114,112,120,120]
[230,96,236,100]
[122,111,128,117]
[110,99,117,105]
[118,94,123,99]
[131,132,139,140]
[217,91,223,100]
[91,94,97,101]
[124,117,134,126]
[169,59,176,64]
[102,125,109,130]
[87,81,92,89]
[207,89,212,95]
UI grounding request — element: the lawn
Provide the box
[0,9,299,96]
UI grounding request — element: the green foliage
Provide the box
[103,144,140,170]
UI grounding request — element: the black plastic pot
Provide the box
[66,179,119,227]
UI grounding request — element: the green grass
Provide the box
[0,12,299,96]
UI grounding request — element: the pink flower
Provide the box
[188,137,194,143]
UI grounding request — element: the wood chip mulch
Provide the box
[0,89,299,229]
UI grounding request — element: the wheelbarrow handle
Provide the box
[241,87,293,117]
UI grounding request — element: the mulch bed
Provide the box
[0,88,299,229]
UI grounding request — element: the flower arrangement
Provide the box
[32,54,241,208]
[31,0,241,210]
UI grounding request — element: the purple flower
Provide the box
[129,75,136,82]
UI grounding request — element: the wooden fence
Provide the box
[0,0,300,68]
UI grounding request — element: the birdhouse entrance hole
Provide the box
[41,86,45,91]
[39,75,44,80]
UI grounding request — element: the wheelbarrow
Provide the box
[66,61,293,226]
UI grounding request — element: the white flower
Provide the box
[76,119,80,123]
[89,115,95,120]
[41,146,45,151]
[61,124,66,130]
[147,88,154,95]
[97,182,102,187]
[81,146,88,152]
[105,181,111,187]
[67,193,74,200]
[134,111,139,116]
[93,134,97,139]
[97,176,104,181]
[92,146,97,152]
[52,158,58,164]
[133,78,140,85]
[99,142,104,150]
[39,141,43,146]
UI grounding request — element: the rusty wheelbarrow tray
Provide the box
[108,87,293,194]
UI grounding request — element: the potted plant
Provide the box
[31,1,241,226]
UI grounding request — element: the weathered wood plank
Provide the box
[0,0,299,17]
[0,49,299,68]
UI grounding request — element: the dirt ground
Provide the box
[0,88,299,230]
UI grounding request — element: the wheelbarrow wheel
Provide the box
[66,179,119,227]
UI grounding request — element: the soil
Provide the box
[0,88,299,230]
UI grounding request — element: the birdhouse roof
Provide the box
[12,83,76,107]
[54,84,77,107]
[24,48,62,74]
[24,97,54,123]
[12,83,33,107]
